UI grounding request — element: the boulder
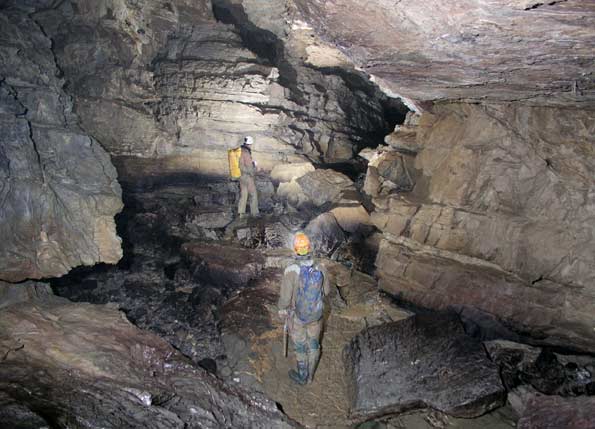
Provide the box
[296,169,356,207]
[485,340,595,396]
[185,209,235,229]
[270,162,315,183]
[304,212,346,257]
[384,112,420,153]
[182,242,265,288]
[343,313,505,421]
[277,178,310,208]
[0,294,296,428]
[330,205,371,233]
[517,395,595,429]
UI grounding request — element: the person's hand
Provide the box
[278,309,288,320]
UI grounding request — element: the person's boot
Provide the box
[288,360,309,385]
[307,349,321,383]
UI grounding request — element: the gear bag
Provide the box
[295,265,324,323]
[228,147,242,179]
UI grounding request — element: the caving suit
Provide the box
[278,257,331,383]
[238,145,259,216]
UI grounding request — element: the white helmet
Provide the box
[243,135,254,145]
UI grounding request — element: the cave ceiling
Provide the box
[291,0,595,108]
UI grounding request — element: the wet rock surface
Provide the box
[0,291,296,429]
[517,394,595,429]
[485,340,595,396]
[344,313,505,421]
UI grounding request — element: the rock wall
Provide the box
[373,102,595,353]
[33,0,402,189]
[0,6,123,282]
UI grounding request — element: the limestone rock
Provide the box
[0,297,296,428]
[304,212,346,257]
[485,340,595,396]
[276,178,310,208]
[362,149,415,197]
[182,242,265,288]
[330,205,371,233]
[185,209,235,230]
[373,103,595,353]
[384,112,421,153]
[293,0,595,105]
[36,0,398,187]
[343,313,505,421]
[270,162,315,183]
[297,169,356,207]
[0,9,123,281]
[517,395,595,429]
[376,235,595,354]
[0,280,54,309]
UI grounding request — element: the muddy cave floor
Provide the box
[49,202,523,429]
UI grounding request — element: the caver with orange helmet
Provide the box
[293,232,312,256]
[278,230,330,385]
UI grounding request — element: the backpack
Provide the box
[294,265,324,323]
[228,147,242,179]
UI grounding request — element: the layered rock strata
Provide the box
[293,0,595,105]
[0,288,296,428]
[32,0,403,193]
[373,103,595,353]
[0,6,123,282]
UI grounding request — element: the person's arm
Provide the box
[278,265,299,311]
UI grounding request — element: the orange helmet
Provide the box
[293,232,311,256]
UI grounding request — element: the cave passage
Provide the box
[1,0,594,428]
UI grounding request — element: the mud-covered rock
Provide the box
[517,395,595,429]
[343,313,505,421]
[485,340,595,396]
[0,296,296,428]
[374,103,595,354]
[182,242,265,288]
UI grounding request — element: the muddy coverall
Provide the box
[278,258,331,383]
[238,146,259,216]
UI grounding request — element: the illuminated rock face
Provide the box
[293,0,595,106]
[373,103,595,353]
[35,0,401,187]
[0,9,123,282]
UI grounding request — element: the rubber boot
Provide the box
[288,360,309,385]
[307,349,321,383]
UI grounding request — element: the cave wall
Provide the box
[0,6,123,282]
[373,103,595,352]
[34,0,398,190]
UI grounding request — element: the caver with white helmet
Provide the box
[238,135,259,217]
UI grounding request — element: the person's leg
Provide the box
[289,319,309,385]
[247,177,259,216]
[238,177,248,216]
[306,320,322,383]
